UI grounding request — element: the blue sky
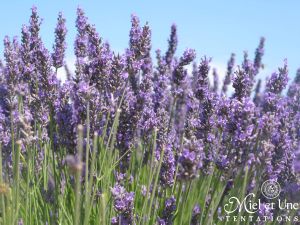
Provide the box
[0,0,299,83]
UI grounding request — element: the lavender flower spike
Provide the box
[222,53,235,94]
[158,196,176,225]
[254,37,265,74]
[180,49,196,66]
[111,184,135,225]
[129,14,142,57]
[190,204,201,225]
[232,67,252,100]
[266,59,288,94]
[74,7,88,59]
[52,12,67,69]
[212,68,219,93]
[165,24,178,66]
[29,5,42,43]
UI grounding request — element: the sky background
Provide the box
[0,0,299,85]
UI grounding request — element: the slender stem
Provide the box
[0,144,6,224]
[74,125,84,225]
[147,142,164,225]
[13,140,21,224]
[83,102,90,225]
[236,166,249,225]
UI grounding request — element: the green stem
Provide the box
[13,140,21,224]
[0,144,6,224]
[74,125,84,225]
[236,166,250,225]
[147,143,164,225]
[83,102,90,225]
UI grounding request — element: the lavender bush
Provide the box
[0,6,299,225]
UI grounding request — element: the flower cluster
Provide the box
[0,6,299,224]
[111,184,135,225]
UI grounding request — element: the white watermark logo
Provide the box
[223,179,299,223]
[261,179,281,199]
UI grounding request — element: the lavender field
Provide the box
[0,6,299,225]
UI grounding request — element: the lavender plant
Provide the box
[0,6,299,225]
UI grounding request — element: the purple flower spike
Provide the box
[178,138,204,180]
[254,37,265,74]
[232,68,252,100]
[158,196,176,225]
[129,14,142,55]
[165,24,178,66]
[191,204,201,225]
[52,12,67,69]
[179,49,196,67]
[222,53,235,94]
[74,8,88,59]
[266,59,288,94]
[212,68,219,93]
[159,132,176,187]
[111,184,135,225]
[29,6,42,43]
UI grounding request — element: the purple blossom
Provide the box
[71,79,104,139]
[212,68,219,93]
[217,97,257,169]
[74,8,88,60]
[266,59,288,94]
[165,24,178,66]
[158,131,176,187]
[178,138,203,180]
[171,49,196,139]
[0,107,10,146]
[127,15,152,95]
[87,24,112,91]
[191,204,201,225]
[52,12,67,69]
[137,67,156,142]
[29,6,42,46]
[54,81,75,151]
[158,196,176,225]
[179,49,196,67]
[129,14,142,56]
[254,37,265,74]
[222,53,235,94]
[108,54,126,97]
[111,184,135,225]
[20,25,34,83]
[258,203,273,224]
[116,86,138,170]
[193,56,211,101]
[253,79,262,105]
[232,67,252,100]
